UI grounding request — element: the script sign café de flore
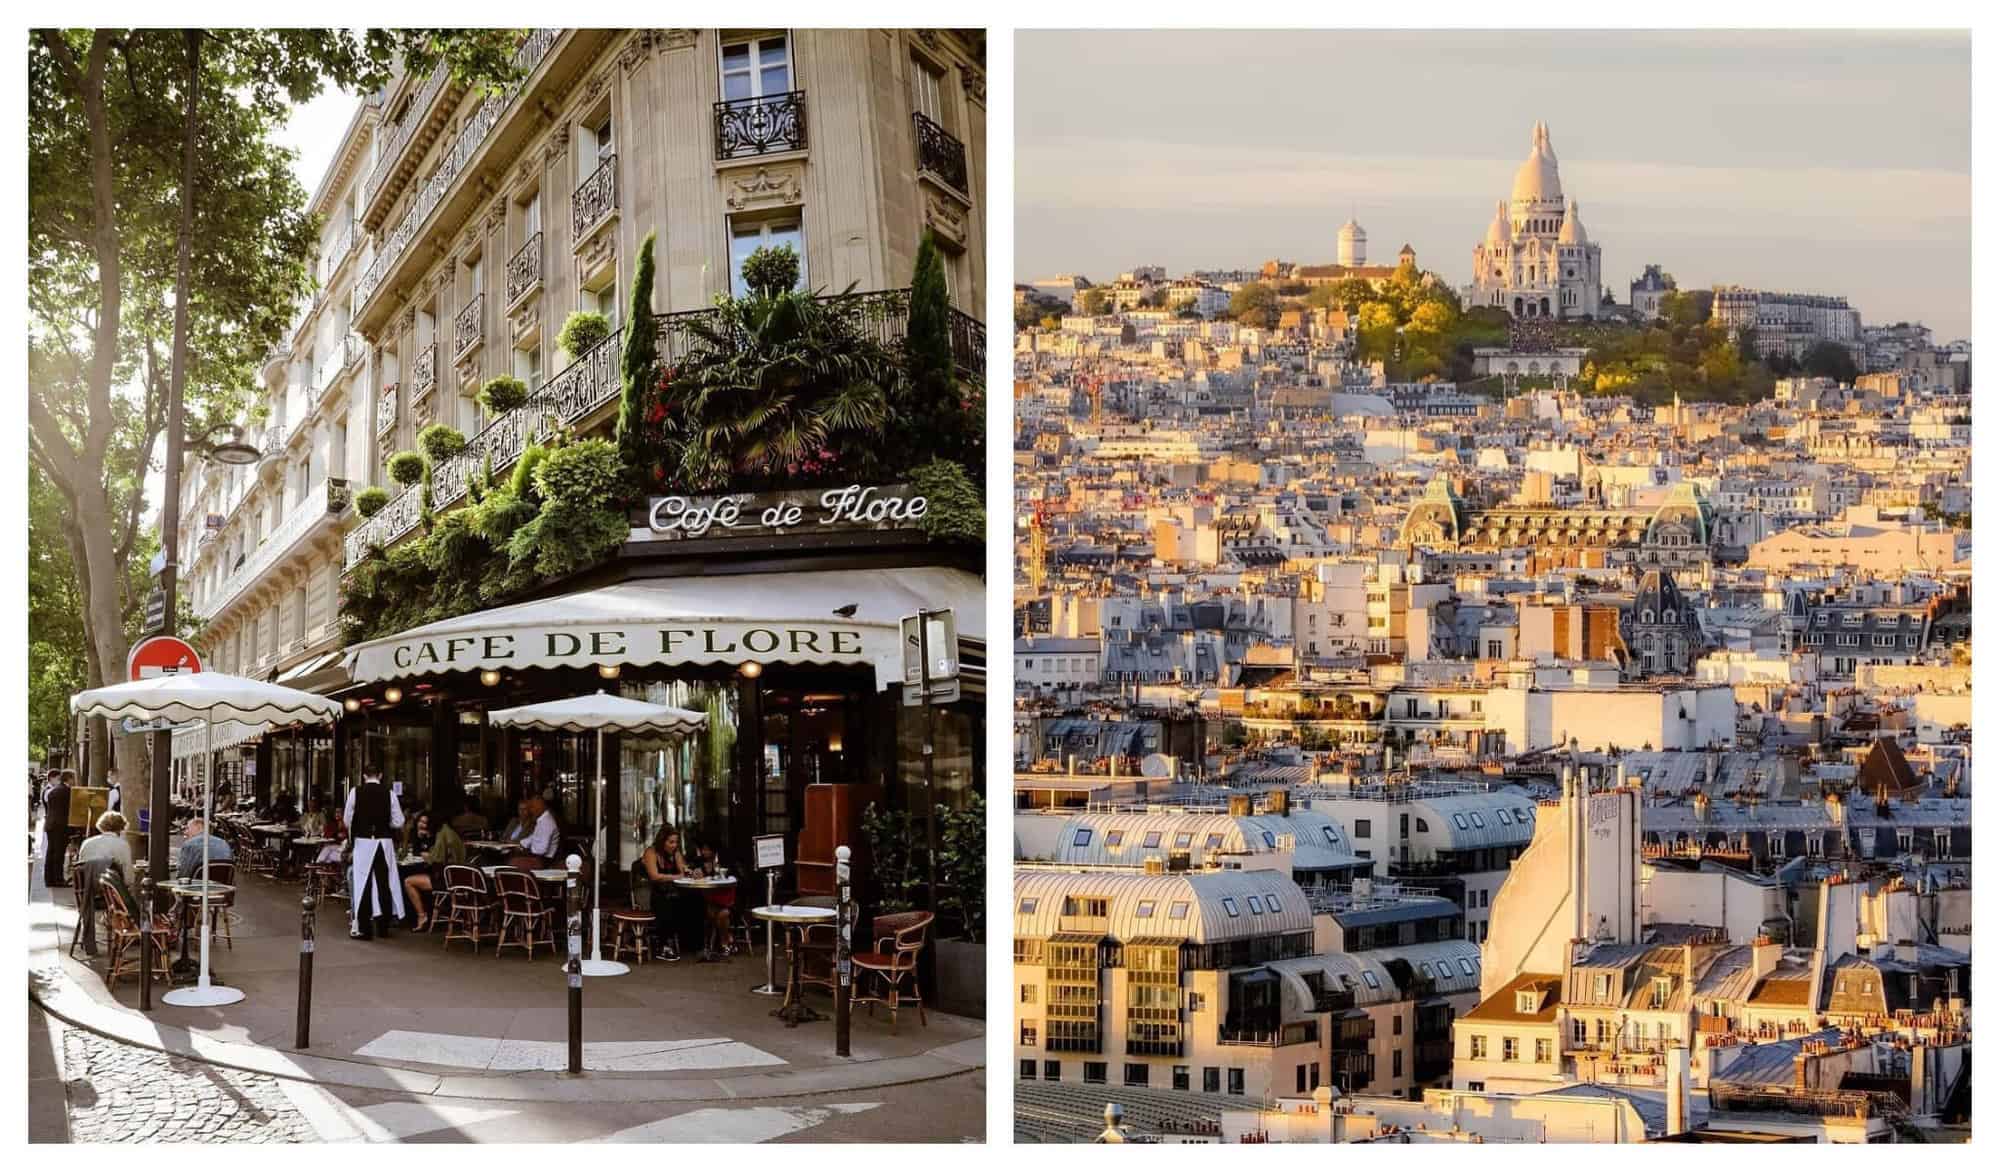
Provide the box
[347,483,938,683]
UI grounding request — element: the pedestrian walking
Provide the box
[344,766,405,940]
[41,771,73,889]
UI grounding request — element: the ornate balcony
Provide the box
[571,155,617,244]
[351,29,562,321]
[455,294,484,358]
[345,327,623,568]
[655,287,985,383]
[343,331,368,371]
[507,231,543,306]
[912,111,969,196]
[410,343,438,402]
[376,383,398,436]
[321,221,358,286]
[359,61,449,214]
[714,91,807,161]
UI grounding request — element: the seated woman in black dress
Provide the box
[637,827,692,961]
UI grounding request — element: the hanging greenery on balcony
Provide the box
[341,225,986,644]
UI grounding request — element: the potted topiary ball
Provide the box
[387,450,428,487]
[354,485,391,517]
[478,375,530,416]
[417,423,468,463]
[557,311,612,362]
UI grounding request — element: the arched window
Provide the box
[1642,609,1655,623]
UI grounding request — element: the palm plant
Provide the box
[652,246,897,492]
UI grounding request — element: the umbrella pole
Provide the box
[592,728,604,964]
[198,715,212,990]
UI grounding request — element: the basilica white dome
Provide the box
[1557,199,1588,246]
[1510,120,1563,205]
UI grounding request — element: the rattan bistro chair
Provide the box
[852,911,933,1031]
[441,865,498,954]
[99,877,173,987]
[492,867,556,960]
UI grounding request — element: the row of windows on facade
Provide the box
[1017,1060,1253,1094]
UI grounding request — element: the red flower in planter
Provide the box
[645,401,667,425]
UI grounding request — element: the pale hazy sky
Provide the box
[1017,30,1971,338]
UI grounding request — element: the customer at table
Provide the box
[511,794,559,865]
[175,817,235,880]
[264,789,299,824]
[345,766,405,940]
[496,799,529,843]
[74,812,137,955]
[313,808,347,867]
[299,798,326,838]
[403,808,437,857]
[638,827,695,961]
[692,841,738,956]
[401,813,466,932]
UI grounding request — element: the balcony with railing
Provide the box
[714,90,807,160]
[344,285,989,568]
[410,343,438,402]
[345,326,623,567]
[507,231,543,306]
[572,155,618,244]
[360,61,451,218]
[376,383,398,436]
[455,294,484,358]
[351,29,562,323]
[199,478,348,622]
[321,221,359,288]
[912,110,969,196]
[344,331,368,371]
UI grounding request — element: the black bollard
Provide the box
[565,855,583,1075]
[834,845,853,1058]
[138,874,154,1012]
[296,891,316,1048]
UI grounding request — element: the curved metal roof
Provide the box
[1013,868,1313,946]
[1047,808,1362,872]
[1409,791,1539,853]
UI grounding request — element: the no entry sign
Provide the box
[127,635,203,681]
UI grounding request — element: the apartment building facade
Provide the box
[175,27,987,793]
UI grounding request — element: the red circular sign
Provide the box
[128,636,203,681]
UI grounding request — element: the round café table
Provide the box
[674,875,738,963]
[160,879,236,987]
[751,904,834,1026]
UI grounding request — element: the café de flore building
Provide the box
[332,481,984,905]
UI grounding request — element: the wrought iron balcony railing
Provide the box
[912,111,968,195]
[572,155,617,241]
[360,62,449,212]
[344,289,989,568]
[351,29,561,320]
[346,327,624,567]
[507,231,543,305]
[410,343,438,401]
[455,293,484,357]
[344,331,368,371]
[714,91,807,160]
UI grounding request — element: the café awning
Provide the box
[343,566,985,687]
[171,719,266,759]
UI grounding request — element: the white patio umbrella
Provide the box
[486,691,706,976]
[72,671,342,1007]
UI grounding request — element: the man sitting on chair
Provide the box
[345,766,405,940]
[176,817,235,880]
[509,793,559,868]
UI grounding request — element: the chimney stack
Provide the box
[1228,793,1252,817]
[1751,935,1782,982]
[1666,1047,1691,1135]
[1267,788,1290,815]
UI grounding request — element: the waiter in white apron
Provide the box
[345,766,405,939]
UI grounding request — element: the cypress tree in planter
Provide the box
[617,231,659,478]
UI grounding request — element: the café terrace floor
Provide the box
[29,858,983,1104]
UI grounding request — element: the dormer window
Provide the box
[1515,990,1538,1014]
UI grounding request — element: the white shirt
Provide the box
[520,809,558,857]
[342,780,405,838]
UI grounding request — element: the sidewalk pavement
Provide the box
[29,853,984,1105]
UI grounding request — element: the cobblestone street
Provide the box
[32,1004,985,1143]
[45,1007,315,1143]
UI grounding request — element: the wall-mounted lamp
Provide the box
[383,686,403,704]
[739,661,763,679]
[480,669,502,687]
